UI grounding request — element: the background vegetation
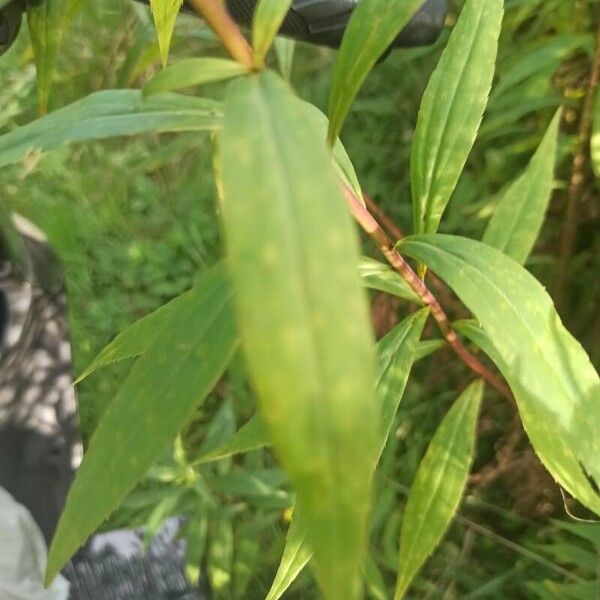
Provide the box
[1,0,599,597]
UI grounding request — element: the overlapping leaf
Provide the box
[359,257,423,304]
[328,0,425,143]
[46,265,239,582]
[220,70,378,600]
[143,57,248,96]
[411,0,503,234]
[252,0,293,66]
[483,110,561,264]
[399,234,600,514]
[395,380,484,599]
[0,90,222,168]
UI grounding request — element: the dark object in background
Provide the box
[0,0,447,56]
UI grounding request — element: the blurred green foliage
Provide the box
[1,0,599,597]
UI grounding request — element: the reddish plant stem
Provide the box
[344,186,514,404]
[187,0,255,69]
[554,22,600,309]
[363,194,404,241]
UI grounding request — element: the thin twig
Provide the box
[187,0,255,69]
[554,22,600,309]
[343,186,514,404]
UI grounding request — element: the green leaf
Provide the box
[149,0,183,67]
[143,57,248,97]
[591,87,600,179]
[220,70,378,600]
[26,0,69,112]
[359,257,423,304]
[76,284,199,383]
[394,380,484,600]
[252,0,293,66]
[483,110,561,264]
[377,309,429,461]
[45,265,239,583]
[274,37,296,81]
[191,414,268,466]
[327,0,425,143]
[265,514,312,600]
[411,0,503,234]
[0,90,222,169]
[399,235,600,515]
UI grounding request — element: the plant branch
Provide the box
[187,0,255,69]
[554,22,600,309]
[343,186,514,404]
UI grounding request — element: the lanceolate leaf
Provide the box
[149,0,184,67]
[76,284,199,383]
[0,90,222,169]
[377,309,429,461]
[27,0,69,112]
[359,257,423,304]
[262,311,429,599]
[483,110,561,264]
[46,265,239,582]
[411,0,503,234]
[399,235,600,515]
[252,0,293,66]
[327,0,425,143]
[191,414,268,466]
[220,70,378,600]
[591,88,600,178]
[395,380,484,600]
[143,57,248,97]
[265,514,312,600]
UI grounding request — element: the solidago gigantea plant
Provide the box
[0,0,597,598]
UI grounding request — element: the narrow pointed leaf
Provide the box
[0,90,222,169]
[149,0,184,67]
[483,110,561,264]
[328,0,425,143]
[252,0,293,66]
[399,235,600,515]
[143,57,248,97]
[76,284,199,383]
[27,0,69,112]
[359,257,423,304]
[46,266,239,583]
[265,515,312,600]
[192,414,268,466]
[220,70,378,600]
[411,0,503,234]
[394,380,484,600]
[377,309,429,461]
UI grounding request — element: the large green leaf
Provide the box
[265,514,312,600]
[399,235,600,515]
[149,0,184,67]
[592,88,600,178]
[327,0,425,143]
[411,0,503,234]
[220,70,378,600]
[0,90,222,169]
[27,0,69,112]
[252,0,293,66]
[45,265,239,582]
[394,380,484,600]
[261,311,429,598]
[143,57,248,97]
[483,110,561,264]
